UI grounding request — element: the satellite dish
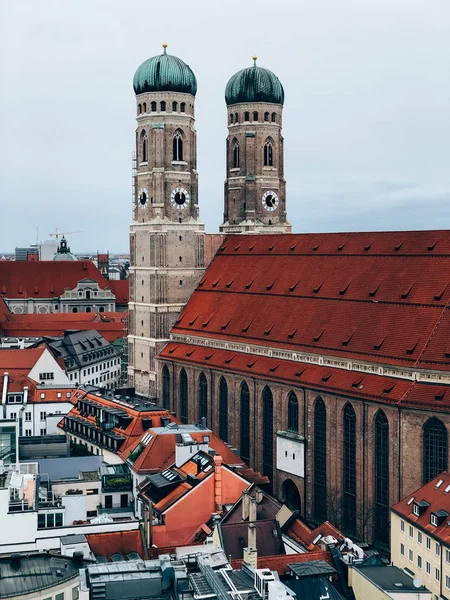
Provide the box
[413,577,422,588]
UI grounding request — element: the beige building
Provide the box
[391,472,450,600]
[350,564,431,599]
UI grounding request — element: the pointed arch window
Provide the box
[229,113,234,124]
[314,398,327,521]
[160,100,166,112]
[287,392,298,432]
[219,377,228,442]
[264,139,273,166]
[142,102,146,113]
[198,372,208,423]
[343,403,357,532]
[253,111,259,122]
[180,102,186,112]
[235,112,239,123]
[423,418,448,483]
[271,112,276,122]
[179,369,188,424]
[172,101,178,112]
[262,386,274,483]
[140,130,148,163]
[233,139,240,168]
[240,382,250,465]
[173,130,183,161]
[374,410,389,544]
[244,111,250,122]
[151,101,157,112]
[264,112,269,122]
[162,365,170,410]
[138,104,142,114]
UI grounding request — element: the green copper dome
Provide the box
[225,57,284,106]
[133,44,197,96]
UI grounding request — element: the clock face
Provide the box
[170,187,190,209]
[138,188,148,208]
[262,190,279,212]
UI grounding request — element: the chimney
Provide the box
[248,522,256,549]
[214,454,223,512]
[255,488,263,504]
[23,386,29,407]
[243,547,258,569]
[2,372,9,418]
[249,495,257,522]
[242,489,250,521]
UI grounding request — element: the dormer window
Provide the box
[413,504,420,517]
[431,510,448,527]
[413,500,430,517]
[431,513,438,527]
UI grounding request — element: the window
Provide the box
[40,393,45,399]
[55,513,63,527]
[72,587,80,600]
[409,525,413,537]
[232,139,240,168]
[180,102,186,112]
[162,365,170,410]
[446,575,450,589]
[262,386,274,486]
[426,561,430,574]
[431,514,438,527]
[253,111,258,122]
[47,513,54,528]
[25,412,31,421]
[271,112,276,122]
[40,411,46,421]
[314,397,327,521]
[140,130,148,162]
[151,101,157,111]
[418,555,422,568]
[343,403,357,532]
[7,394,22,403]
[287,392,299,432]
[423,417,448,483]
[180,368,188,424]
[446,549,450,563]
[264,139,274,166]
[436,568,440,582]
[219,377,228,442]
[87,489,98,495]
[244,111,250,122]
[172,101,178,112]
[229,113,234,124]
[413,504,420,516]
[160,100,166,112]
[436,542,441,556]
[400,520,405,532]
[10,412,16,420]
[173,130,183,161]
[39,372,54,380]
[105,495,113,509]
[418,531,422,544]
[235,112,239,123]
[55,593,64,600]
[409,549,413,562]
[240,382,250,465]
[25,429,31,437]
[40,429,46,436]
[142,102,146,113]
[198,372,208,424]
[264,111,269,122]
[38,514,45,529]
[138,103,141,114]
[427,537,431,550]
[400,543,405,555]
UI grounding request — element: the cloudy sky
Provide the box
[1,0,449,252]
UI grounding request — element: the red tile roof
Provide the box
[169,232,450,371]
[0,261,111,298]
[392,472,450,545]
[108,280,129,306]
[0,347,46,369]
[286,519,344,550]
[230,549,334,573]
[85,530,146,560]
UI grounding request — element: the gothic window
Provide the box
[143,102,146,112]
[180,102,186,112]
[287,392,299,432]
[240,382,250,465]
[264,111,269,121]
[180,369,188,424]
[343,403,357,532]
[219,377,228,442]
[230,113,234,124]
[314,398,327,521]
[232,139,240,168]
[264,139,273,166]
[140,130,148,163]
[138,104,142,114]
[374,410,389,544]
[198,372,208,423]
[172,101,178,112]
[151,101,157,112]
[423,418,448,483]
[253,111,259,122]
[262,386,274,482]
[162,365,170,410]
[244,111,250,122]
[160,101,166,112]
[271,112,276,122]
[173,130,183,161]
[235,112,239,123]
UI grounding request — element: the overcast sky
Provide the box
[1,0,449,253]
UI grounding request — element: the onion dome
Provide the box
[133,43,197,96]
[53,236,77,261]
[225,56,284,106]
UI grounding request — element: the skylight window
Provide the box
[407,497,415,505]
[141,432,153,446]
[445,485,450,493]
[436,480,444,488]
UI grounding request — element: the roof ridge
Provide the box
[413,300,450,368]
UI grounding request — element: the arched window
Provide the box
[264,112,269,122]
[198,372,208,424]
[99,307,104,313]
[287,392,298,432]
[162,365,170,410]
[244,111,250,122]
[314,398,327,521]
[172,101,178,112]
[423,418,448,483]
[343,403,357,532]
[180,102,186,112]
[140,130,148,163]
[229,113,234,124]
[173,130,183,161]
[271,112,276,122]
[253,111,258,122]
[86,307,91,313]
[233,139,240,168]
[72,307,78,313]
[180,369,188,424]
[264,139,273,166]
[219,377,228,442]
[374,410,389,544]
[143,102,146,113]
[262,386,274,484]
[240,382,250,465]
[235,112,239,123]
[160,101,166,112]
[138,104,142,114]
[151,101,157,112]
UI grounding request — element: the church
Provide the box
[128,45,450,544]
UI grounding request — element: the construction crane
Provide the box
[48,229,81,240]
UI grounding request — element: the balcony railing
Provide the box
[97,502,134,515]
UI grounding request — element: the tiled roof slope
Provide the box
[391,472,450,545]
[85,530,146,560]
[170,232,450,371]
[0,347,46,369]
[108,280,129,306]
[0,261,110,298]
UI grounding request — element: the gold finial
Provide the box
[162,42,168,54]
[252,55,258,65]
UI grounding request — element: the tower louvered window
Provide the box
[287,392,299,432]
[140,130,148,163]
[343,403,357,532]
[162,365,170,410]
[264,140,273,166]
[233,141,240,168]
[240,382,250,465]
[179,369,188,424]
[314,397,327,521]
[374,410,389,544]
[219,377,228,442]
[262,386,274,486]
[173,131,183,161]
[423,418,448,483]
[198,372,208,424]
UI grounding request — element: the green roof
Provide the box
[225,58,284,106]
[133,45,197,96]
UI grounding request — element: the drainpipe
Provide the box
[18,386,28,440]
[302,387,307,519]
[1,372,8,419]
[253,378,257,469]
[362,401,366,539]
